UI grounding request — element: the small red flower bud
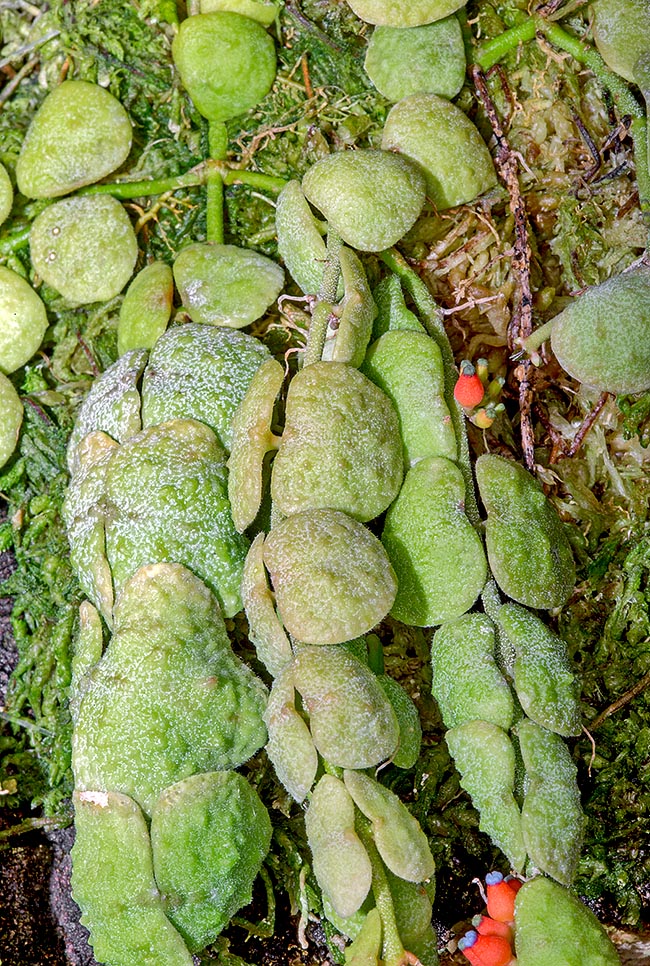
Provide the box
[474,915,513,943]
[485,871,520,923]
[454,360,485,408]
[459,929,514,966]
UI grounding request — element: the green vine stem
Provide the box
[79,162,287,201]
[379,248,482,529]
[207,120,228,244]
[303,230,343,367]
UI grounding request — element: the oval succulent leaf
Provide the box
[364,17,466,102]
[151,771,272,951]
[241,533,293,677]
[271,361,403,522]
[141,324,271,452]
[305,774,372,919]
[17,80,132,199]
[72,563,268,815]
[173,242,284,328]
[346,0,467,27]
[0,265,48,376]
[382,456,487,626]
[382,93,497,211]
[71,789,194,966]
[431,613,514,731]
[30,195,138,305]
[117,261,174,356]
[548,266,650,394]
[293,646,399,768]
[172,12,276,122]
[476,453,576,610]
[343,770,435,882]
[264,666,319,803]
[0,372,23,470]
[263,508,398,644]
[302,149,426,252]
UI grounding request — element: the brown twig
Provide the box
[535,391,610,462]
[300,52,313,100]
[589,670,650,730]
[472,65,536,470]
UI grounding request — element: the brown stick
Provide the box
[472,65,536,470]
[535,391,610,462]
[589,670,650,730]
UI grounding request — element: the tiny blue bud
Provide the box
[485,870,504,886]
[458,929,478,950]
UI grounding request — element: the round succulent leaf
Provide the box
[30,195,138,305]
[117,261,173,356]
[364,17,466,102]
[548,267,650,394]
[264,666,318,803]
[514,876,620,966]
[382,93,497,210]
[445,720,526,871]
[71,790,193,966]
[228,357,284,532]
[141,323,271,451]
[271,361,403,522]
[0,162,13,227]
[0,373,22,469]
[592,0,650,82]
[305,774,372,919]
[292,646,399,769]
[497,603,581,737]
[382,457,487,626]
[151,772,272,951]
[362,329,457,467]
[72,563,268,815]
[431,613,514,731]
[16,80,132,199]
[0,265,48,375]
[476,453,576,610]
[242,534,293,677]
[346,0,467,26]
[102,419,248,618]
[200,0,278,24]
[343,770,435,882]
[173,242,284,328]
[516,719,584,886]
[66,349,148,474]
[263,508,398,644]
[172,12,276,122]
[302,149,426,252]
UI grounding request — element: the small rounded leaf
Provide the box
[592,0,650,83]
[293,646,399,769]
[431,614,514,731]
[271,361,403,522]
[117,261,173,356]
[263,508,397,644]
[173,242,284,328]
[172,12,276,121]
[382,94,497,210]
[514,877,620,966]
[382,457,487,626]
[30,195,138,304]
[548,267,650,394]
[0,265,48,375]
[17,80,132,199]
[264,667,319,802]
[365,17,466,102]
[0,162,13,227]
[476,453,575,610]
[346,0,466,26]
[151,772,271,951]
[0,373,23,469]
[305,775,372,919]
[302,149,426,252]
